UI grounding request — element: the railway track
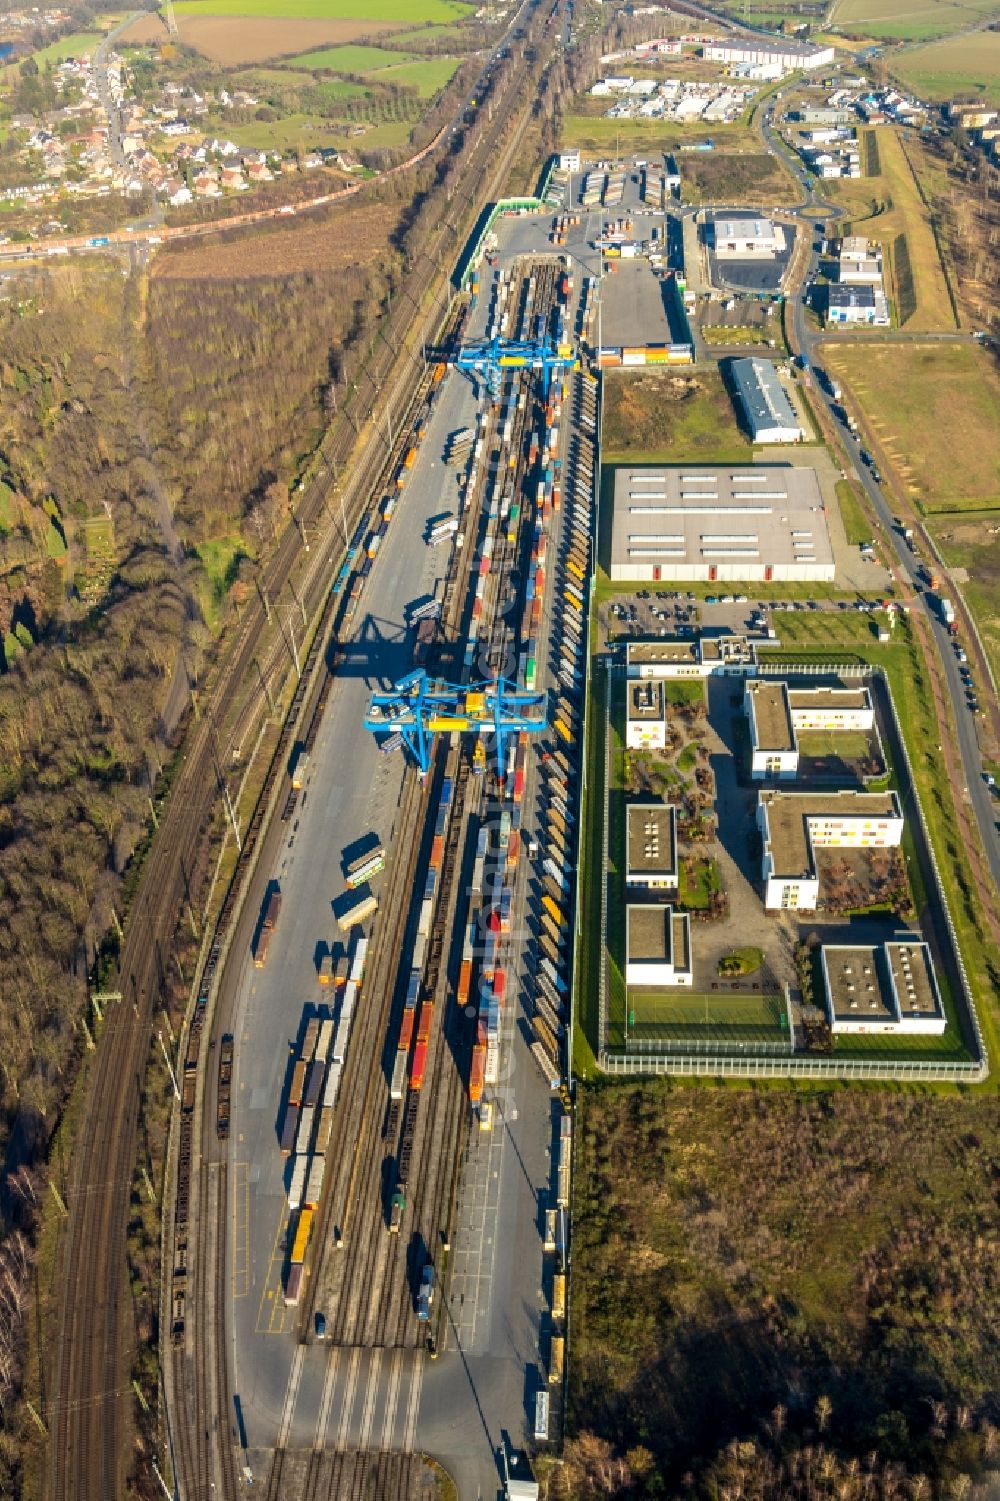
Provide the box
[43,16,558,1498]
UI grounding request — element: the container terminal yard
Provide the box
[168,232,598,1499]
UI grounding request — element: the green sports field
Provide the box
[626,990,790,1046]
[173,0,471,19]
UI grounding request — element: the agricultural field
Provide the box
[22,30,104,65]
[825,127,957,329]
[830,0,1000,39]
[894,28,1000,105]
[172,0,471,19]
[601,367,751,464]
[822,343,1000,513]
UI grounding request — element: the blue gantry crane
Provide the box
[453,336,577,401]
[365,671,547,779]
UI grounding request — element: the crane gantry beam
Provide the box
[453,335,577,401]
[365,671,547,780]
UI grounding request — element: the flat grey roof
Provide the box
[887,941,944,1021]
[627,803,677,878]
[747,680,796,752]
[760,788,901,877]
[829,283,876,308]
[628,680,666,721]
[788,686,871,712]
[628,906,671,962]
[612,465,835,574]
[730,357,802,437]
[628,639,700,665]
[823,944,895,1022]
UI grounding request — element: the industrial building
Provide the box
[702,38,835,70]
[628,635,759,679]
[610,465,836,582]
[625,905,692,986]
[626,679,667,749]
[838,235,883,284]
[730,357,805,443]
[626,803,678,889]
[557,148,581,171]
[828,283,890,326]
[820,941,946,1035]
[745,682,876,778]
[710,215,785,257]
[757,787,904,909]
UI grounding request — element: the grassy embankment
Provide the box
[823,128,958,330]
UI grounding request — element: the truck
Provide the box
[939,596,956,631]
[416,1262,435,1321]
[253,887,282,967]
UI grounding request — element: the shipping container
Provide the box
[304,1060,325,1110]
[417,999,434,1046]
[552,1272,566,1320]
[295,1106,315,1156]
[289,1060,307,1108]
[314,1106,334,1156]
[291,1206,314,1263]
[469,1042,486,1103]
[279,1103,300,1156]
[338,888,377,932]
[390,1049,408,1101]
[283,1261,304,1306]
[304,1157,326,1210]
[410,1038,429,1090]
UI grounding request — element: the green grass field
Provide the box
[372,56,460,95]
[221,114,411,150]
[173,0,470,18]
[626,989,789,1046]
[22,30,103,65]
[562,114,760,155]
[831,0,1000,39]
[894,29,1000,105]
[836,477,874,546]
[282,43,418,71]
[823,343,1000,512]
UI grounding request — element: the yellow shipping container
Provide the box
[550,1335,565,1384]
[291,1206,314,1264]
[542,894,563,927]
[552,1272,566,1321]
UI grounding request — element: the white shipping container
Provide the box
[305,1156,326,1208]
[287,1155,307,1210]
[390,1049,408,1101]
[418,897,434,940]
[295,1105,315,1156]
[323,1058,342,1108]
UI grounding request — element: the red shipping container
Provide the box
[410,1038,429,1090]
[479,556,490,577]
[493,968,507,1007]
[417,999,434,1045]
[399,1006,416,1052]
[513,768,525,803]
[488,908,501,933]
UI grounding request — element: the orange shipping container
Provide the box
[404,446,417,469]
[431,834,445,868]
[289,1059,307,1107]
[417,999,434,1045]
[410,1038,429,1090]
[469,1043,486,1103]
[457,958,473,1009]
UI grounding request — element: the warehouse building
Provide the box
[757,787,904,909]
[610,465,836,582]
[828,283,890,326]
[626,803,678,889]
[730,357,805,443]
[625,905,693,986]
[703,39,835,70]
[626,679,667,749]
[838,235,883,284]
[821,940,946,1035]
[710,215,785,257]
